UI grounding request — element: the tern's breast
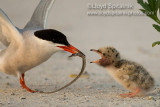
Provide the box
[18,35,57,72]
[0,30,58,75]
[3,33,56,75]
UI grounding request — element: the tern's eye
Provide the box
[103,53,106,56]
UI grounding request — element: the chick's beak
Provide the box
[57,45,81,54]
[90,49,103,63]
[90,49,104,57]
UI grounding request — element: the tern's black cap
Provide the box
[34,29,70,46]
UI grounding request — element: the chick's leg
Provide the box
[20,73,36,93]
[120,93,132,97]
[128,88,140,97]
[120,88,140,98]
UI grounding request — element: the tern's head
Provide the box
[90,47,121,67]
[34,29,80,54]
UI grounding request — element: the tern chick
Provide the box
[0,0,83,93]
[90,47,154,97]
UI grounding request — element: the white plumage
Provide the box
[0,0,81,93]
[0,0,56,76]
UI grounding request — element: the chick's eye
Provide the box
[103,53,106,56]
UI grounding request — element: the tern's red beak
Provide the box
[57,45,80,54]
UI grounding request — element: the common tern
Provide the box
[0,0,83,93]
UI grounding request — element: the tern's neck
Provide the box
[25,35,60,59]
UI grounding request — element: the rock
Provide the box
[5,82,10,86]
[97,88,101,90]
[21,97,26,100]
[148,96,156,101]
[112,85,116,88]
[86,86,91,89]
[11,93,15,95]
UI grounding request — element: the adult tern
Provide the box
[0,0,83,93]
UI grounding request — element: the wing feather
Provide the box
[24,0,55,30]
[0,8,23,47]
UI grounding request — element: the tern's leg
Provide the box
[19,73,36,93]
[120,88,140,98]
[21,74,25,89]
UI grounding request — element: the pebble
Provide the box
[11,93,15,95]
[86,86,91,89]
[84,96,88,98]
[5,82,10,86]
[115,103,119,105]
[40,94,45,97]
[21,97,26,100]
[112,85,116,88]
[148,96,156,101]
[97,88,101,90]
[63,98,67,100]
[45,78,48,80]
[86,100,90,102]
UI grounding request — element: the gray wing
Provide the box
[0,8,23,47]
[24,0,55,30]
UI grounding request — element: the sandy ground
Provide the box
[0,0,160,106]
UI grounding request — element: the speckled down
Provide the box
[98,47,154,93]
[115,59,154,91]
